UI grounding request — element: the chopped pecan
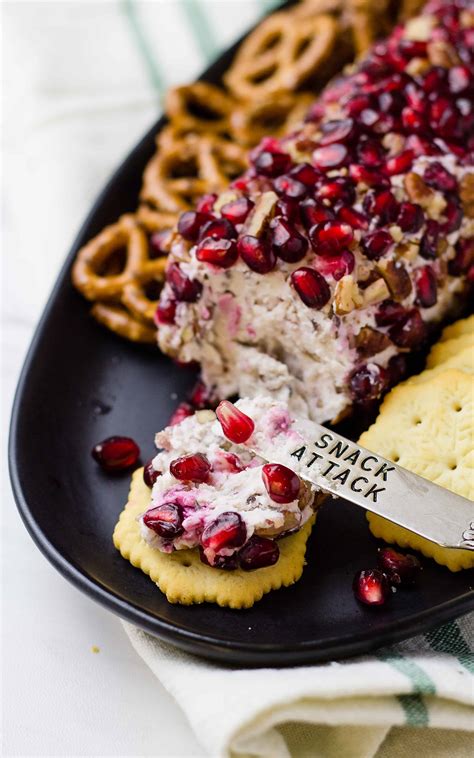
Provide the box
[376,259,412,301]
[404,15,435,41]
[333,275,363,315]
[242,191,278,237]
[395,241,420,261]
[362,277,390,305]
[460,173,474,219]
[427,40,460,67]
[355,327,392,358]
[404,173,434,208]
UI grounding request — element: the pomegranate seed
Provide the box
[419,220,440,260]
[375,300,408,327]
[168,402,194,426]
[196,194,217,214]
[273,174,307,199]
[388,308,427,348]
[349,164,390,188]
[320,118,356,145]
[345,95,373,117]
[291,267,330,309]
[309,222,353,255]
[448,238,474,276]
[430,97,458,138]
[239,536,280,571]
[315,250,355,281]
[188,380,213,409]
[149,230,171,257]
[353,569,391,606]
[143,459,160,488]
[221,197,254,225]
[337,206,369,230]
[300,199,334,230]
[170,453,211,483]
[155,298,177,326]
[254,150,292,177]
[423,161,458,193]
[441,199,463,234]
[305,101,325,121]
[401,107,426,133]
[415,266,438,308]
[361,229,393,260]
[91,436,140,472]
[196,237,238,268]
[396,202,424,233]
[379,91,404,115]
[289,162,320,186]
[167,263,202,302]
[349,364,388,402]
[384,149,414,176]
[363,190,399,224]
[198,217,236,242]
[143,503,183,539]
[387,353,408,385]
[357,137,385,168]
[398,38,427,57]
[448,65,470,94]
[312,143,349,170]
[405,135,439,157]
[238,235,276,274]
[262,463,300,503]
[422,67,447,95]
[201,511,247,552]
[199,548,238,570]
[270,217,308,263]
[316,177,355,205]
[404,83,425,113]
[216,400,255,444]
[359,108,380,128]
[177,211,211,242]
[378,546,422,586]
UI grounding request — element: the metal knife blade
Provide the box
[248,417,474,551]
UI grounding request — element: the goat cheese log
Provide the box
[156,0,474,424]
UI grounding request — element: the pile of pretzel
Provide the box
[72,0,425,344]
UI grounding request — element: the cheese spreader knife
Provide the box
[247,416,474,551]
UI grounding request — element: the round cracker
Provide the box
[439,314,474,343]
[114,469,317,608]
[426,333,474,369]
[359,370,474,571]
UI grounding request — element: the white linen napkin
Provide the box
[4,2,473,756]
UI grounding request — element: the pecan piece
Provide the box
[355,327,392,358]
[377,259,412,301]
[427,40,460,68]
[333,275,363,315]
[404,173,434,209]
[460,173,474,219]
[242,191,278,237]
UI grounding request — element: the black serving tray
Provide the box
[9,12,474,667]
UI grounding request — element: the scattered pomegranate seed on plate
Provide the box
[353,569,392,606]
[91,436,140,472]
[378,547,422,586]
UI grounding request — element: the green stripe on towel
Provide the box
[181,0,218,62]
[121,0,165,94]
[377,650,436,726]
[426,621,474,675]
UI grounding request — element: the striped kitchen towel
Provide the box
[4,1,473,755]
[124,613,473,757]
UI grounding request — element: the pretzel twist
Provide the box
[140,132,248,213]
[224,13,338,100]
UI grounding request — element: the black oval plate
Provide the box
[9,25,474,668]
